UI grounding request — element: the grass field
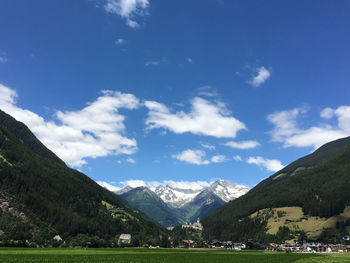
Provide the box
[0,248,350,263]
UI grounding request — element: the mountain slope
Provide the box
[256,136,350,190]
[120,187,185,226]
[182,189,225,223]
[202,136,350,241]
[0,109,165,245]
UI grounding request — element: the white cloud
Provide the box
[172,149,210,165]
[126,157,136,163]
[119,179,211,191]
[211,155,227,163]
[0,57,7,63]
[200,142,216,150]
[233,155,242,161]
[186,57,193,63]
[249,66,270,87]
[224,140,260,149]
[161,180,210,190]
[144,61,160,66]
[268,106,350,150]
[0,84,140,167]
[120,179,148,188]
[104,0,149,28]
[145,97,246,138]
[97,181,121,192]
[247,156,284,172]
[115,38,126,45]
[197,86,218,97]
[320,107,335,119]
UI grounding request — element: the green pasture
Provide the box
[0,248,349,263]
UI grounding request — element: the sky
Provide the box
[0,0,349,191]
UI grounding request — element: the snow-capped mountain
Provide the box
[208,180,250,202]
[111,180,250,226]
[115,180,250,206]
[115,186,133,195]
[153,185,201,208]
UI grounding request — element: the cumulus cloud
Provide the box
[97,181,121,192]
[145,97,246,138]
[247,156,284,172]
[0,84,140,167]
[172,149,228,165]
[249,66,270,87]
[104,0,149,28]
[211,155,227,163]
[172,149,210,165]
[268,106,350,150]
[224,140,260,149]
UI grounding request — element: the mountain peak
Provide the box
[208,180,250,203]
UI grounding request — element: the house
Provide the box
[53,235,62,242]
[343,236,350,241]
[118,234,131,245]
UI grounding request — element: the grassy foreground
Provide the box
[0,248,349,263]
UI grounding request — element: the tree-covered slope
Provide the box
[0,110,165,245]
[256,136,350,189]
[202,137,350,241]
[120,187,185,227]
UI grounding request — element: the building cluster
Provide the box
[181,218,203,231]
[268,241,350,253]
[177,240,246,249]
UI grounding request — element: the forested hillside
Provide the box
[0,110,165,246]
[203,137,350,242]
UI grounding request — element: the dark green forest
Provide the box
[0,110,166,247]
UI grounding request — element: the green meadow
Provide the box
[0,248,349,263]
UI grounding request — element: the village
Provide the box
[117,219,350,253]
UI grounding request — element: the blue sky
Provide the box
[0,0,349,191]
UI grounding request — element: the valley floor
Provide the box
[0,248,349,263]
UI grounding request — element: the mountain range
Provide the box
[110,180,250,227]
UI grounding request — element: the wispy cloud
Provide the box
[186,57,193,63]
[144,60,160,66]
[247,156,284,172]
[249,66,270,87]
[0,84,140,167]
[196,86,218,97]
[115,38,126,45]
[211,155,227,163]
[200,142,216,150]
[0,57,7,63]
[224,140,260,149]
[104,0,149,28]
[267,106,350,149]
[126,157,136,163]
[233,155,242,161]
[145,97,246,138]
